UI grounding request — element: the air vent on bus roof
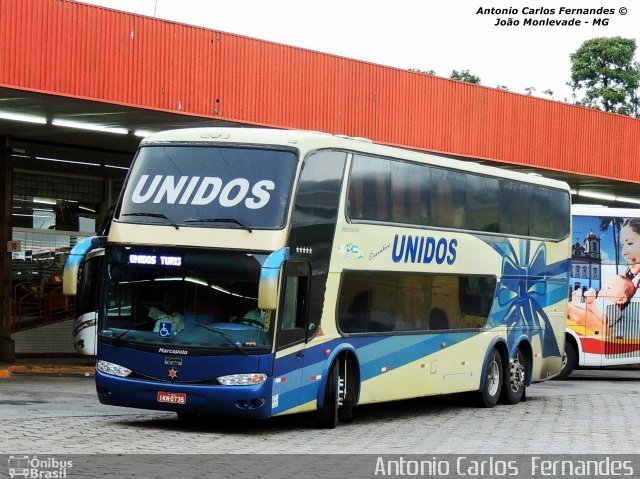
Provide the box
[334,134,373,143]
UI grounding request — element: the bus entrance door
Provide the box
[271,260,312,414]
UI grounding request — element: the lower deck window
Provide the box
[337,271,496,334]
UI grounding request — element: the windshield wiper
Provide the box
[184,217,252,233]
[123,212,179,230]
[194,322,248,355]
[110,318,156,344]
[110,328,134,344]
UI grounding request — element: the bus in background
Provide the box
[95,127,571,427]
[560,204,640,378]
[63,214,111,355]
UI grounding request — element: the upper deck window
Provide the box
[117,145,298,230]
[347,154,570,240]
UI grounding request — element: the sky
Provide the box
[77,0,640,102]
[573,215,616,264]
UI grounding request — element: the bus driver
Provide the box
[144,293,185,334]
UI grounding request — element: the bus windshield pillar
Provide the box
[258,247,289,310]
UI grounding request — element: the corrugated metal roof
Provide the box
[1,0,639,183]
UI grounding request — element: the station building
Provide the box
[1,0,639,361]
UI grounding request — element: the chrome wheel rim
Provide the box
[487,358,500,396]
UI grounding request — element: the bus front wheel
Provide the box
[557,340,577,380]
[316,362,342,429]
[478,349,502,408]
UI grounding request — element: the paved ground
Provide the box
[1,367,639,455]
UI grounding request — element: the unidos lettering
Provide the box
[129,175,274,209]
[392,234,457,265]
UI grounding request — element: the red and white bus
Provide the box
[560,205,640,378]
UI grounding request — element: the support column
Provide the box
[0,136,15,362]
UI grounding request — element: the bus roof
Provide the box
[141,127,570,192]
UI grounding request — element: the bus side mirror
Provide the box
[63,236,106,295]
[258,247,289,311]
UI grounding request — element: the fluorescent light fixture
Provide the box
[35,156,101,167]
[134,129,154,138]
[33,197,57,205]
[52,119,128,135]
[0,111,47,124]
[575,190,640,205]
[613,196,640,205]
[209,283,257,300]
[105,164,130,170]
[577,190,616,201]
[185,276,208,287]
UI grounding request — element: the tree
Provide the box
[570,37,640,116]
[450,69,481,84]
[408,68,436,75]
[599,217,624,274]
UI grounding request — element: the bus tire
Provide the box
[557,340,577,380]
[315,363,340,429]
[477,349,502,408]
[337,355,354,423]
[500,348,526,405]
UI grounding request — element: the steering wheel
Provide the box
[230,316,263,328]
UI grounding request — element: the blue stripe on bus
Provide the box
[273,331,480,413]
[354,332,477,380]
[275,335,388,375]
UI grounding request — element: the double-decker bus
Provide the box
[560,205,640,378]
[91,127,571,427]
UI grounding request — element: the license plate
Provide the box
[157,391,187,404]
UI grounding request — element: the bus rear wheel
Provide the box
[477,349,502,408]
[500,348,526,404]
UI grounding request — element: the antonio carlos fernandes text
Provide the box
[374,457,634,476]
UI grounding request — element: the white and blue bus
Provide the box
[89,128,571,427]
[64,238,105,355]
[63,214,112,355]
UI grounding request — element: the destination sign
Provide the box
[128,253,183,267]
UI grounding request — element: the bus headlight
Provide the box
[217,373,267,386]
[97,360,132,377]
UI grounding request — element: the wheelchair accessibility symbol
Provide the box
[159,322,173,338]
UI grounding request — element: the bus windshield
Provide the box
[101,245,272,352]
[117,145,298,230]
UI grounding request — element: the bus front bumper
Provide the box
[96,370,273,419]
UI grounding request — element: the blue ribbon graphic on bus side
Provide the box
[488,240,562,357]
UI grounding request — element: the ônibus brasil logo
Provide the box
[8,455,72,478]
